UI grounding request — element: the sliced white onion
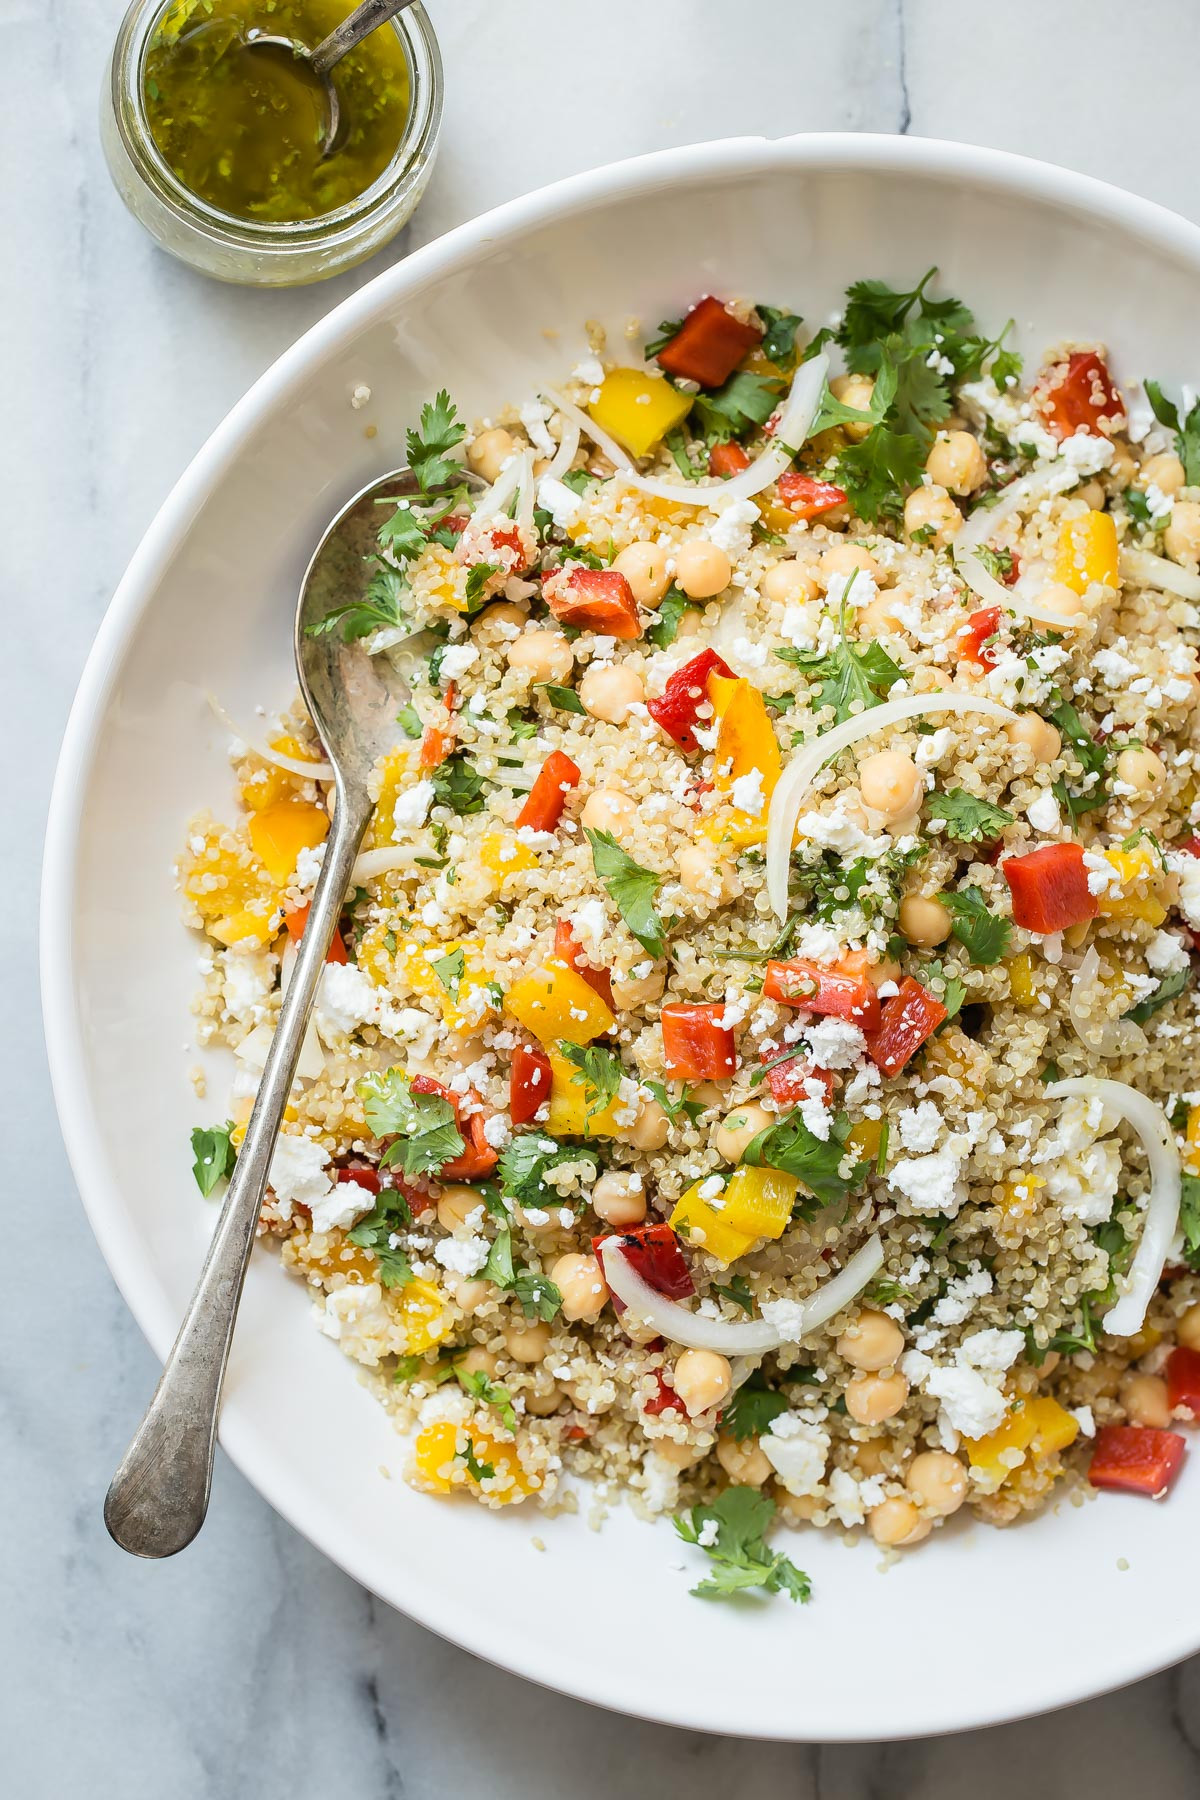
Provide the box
[206,694,333,780]
[234,1012,326,1083]
[470,448,526,522]
[765,693,1019,920]
[1120,547,1200,604]
[351,844,425,885]
[1047,1078,1181,1336]
[1068,946,1148,1059]
[619,352,830,508]
[543,417,581,484]
[541,385,633,473]
[955,465,1090,630]
[598,1234,883,1353]
[490,761,541,790]
[513,447,536,544]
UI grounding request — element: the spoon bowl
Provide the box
[243,0,420,156]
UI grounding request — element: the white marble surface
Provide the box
[8,0,1200,1790]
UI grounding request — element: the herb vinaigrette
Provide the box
[142,0,412,223]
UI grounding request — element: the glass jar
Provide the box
[100,0,442,286]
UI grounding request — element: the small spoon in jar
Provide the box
[104,464,482,1557]
[244,0,421,156]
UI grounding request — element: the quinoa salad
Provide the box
[182,273,1200,1603]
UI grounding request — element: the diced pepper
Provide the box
[418,723,454,770]
[283,903,348,964]
[1166,1345,1200,1417]
[1054,510,1120,595]
[776,471,848,520]
[396,938,498,1033]
[761,1051,835,1109]
[515,750,581,833]
[643,1370,683,1415]
[247,799,329,886]
[966,1395,1079,1490]
[646,648,734,752]
[594,1223,694,1304]
[410,1075,499,1181]
[1088,1424,1186,1498]
[411,1419,536,1502]
[1185,1103,1200,1176]
[509,1042,552,1127]
[545,1046,630,1137]
[997,1172,1045,1222]
[661,1002,737,1080]
[1007,952,1037,1006]
[370,747,413,847]
[553,918,614,1010]
[1037,350,1124,441]
[1003,841,1098,933]
[656,296,763,389]
[544,565,642,638]
[958,606,1002,669]
[708,441,751,479]
[390,1275,453,1356]
[588,367,694,458]
[708,674,782,806]
[1095,843,1169,927]
[506,963,616,1046]
[477,830,539,888]
[846,1114,884,1164]
[209,905,279,948]
[669,1166,799,1266]
[762,959,881,1030]
[866,977,947,1077]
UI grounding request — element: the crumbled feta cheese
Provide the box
[958,1327,1024,1372]
[804,1018,867,1070]
[1026,789,1061,834]
[1093,647,1138,687]
[896,1100,942,1153]
[434,1234,491,1277]
[729,766,766,818]
[394,778,435,832]
[219,947,276,1025]
[1167,851,1200,929]
[269,1133,331,1211]
[294,842,326,889]
[537,476,584,532]
[1147,929,1191,975]
[309,1177,376,1234]
[888,1144,967,1216]
[706,497,761,559]
[761,1414,830,1496]
[316,962,381,1040]
[437,644,478,685]
[931,1266,993,1327]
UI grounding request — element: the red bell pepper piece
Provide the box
[516,749,581,833]
[708,441,751,479]
[656,296,763,388]
[1036,350,1124,441]
[283,904,348,964]
[509,1042,552,1127]
[335,1162,434,1217]
[335,1163,381,1195]
[660,1003,737,1080]
[760,1049,836,1108]
[410,1075,499,1181]
[544,565,642,638]
[866,977,947,1078]
[958,606,1002,669]
[646,648,734,752]
[594,1223,695,1318]
[418,723,454,770]
[1166,1345,1200,1417]
[553,917,615,1010]
[1088,1424,1186,1498]
[762,959,881,1030]
[1003,841,1097,934]
[642,1370,684,1415]
[776,471,848,520]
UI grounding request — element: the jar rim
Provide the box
[109,0,442,248]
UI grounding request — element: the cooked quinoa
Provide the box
[181,274,1200,1597]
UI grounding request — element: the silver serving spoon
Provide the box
[105,465,479,1557]
[245,0,421,156]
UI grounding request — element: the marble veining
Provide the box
[8,0,1200,1791]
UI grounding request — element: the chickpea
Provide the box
[1142,450,1186,496]
[437,1184,484,1232]
[677,841,740,901]
[579,661,644,723]
[859,595,904,637]
[672,1348,733,1417]
[716,1432,773,1487]
[868,1496,932,1547]
[858,748,923,822]
[1120,1371,1171,1430]
[837,1308,906,1372]
[853,1439,891,1478]
[674,608,705,639]
[1116,745,1166,796]
[610,963,666,1010]
[1037,580,1091,619]
[925,429,987,496]
[457,1347,500,1379]
[1005,713,1062,762]
[713,1102,774,1164]
[523,1383,563,1416]
[652,1437,702,1470]
[675,538,732,599]
[763,559,819,606]
[819,540,880,585]
[612,540,672,607]
[1109,440,1138,486]
[775,1488,820,1525]
[829,372,876,441]
[580,787,636,836]
[504,1319,552,1362]
[1165,500,1200,564]
[627,1096,670,1151]
[845,1371,909,1425]
[904,483,962,548]
[590,1170,647,1229]
[1179,1303,1200,1352]
[906,1450,968,1517]
[1077,480,1106,512]
[899,893,953,949]
[551,1252,608,1322]
[507,629,573,684]
[479,599,527,633]
[447,1276,490,1314]
[467,426,516,484]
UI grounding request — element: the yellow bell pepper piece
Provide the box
[998,1172,1044,1220]
[506,964,615,1046]
[544,1047,630,1138]
[1006,952,1037,1007]
[1054,510,1119,595]
[391,1275,452,1355]
[416,541,470,613]
[1096,844,1169,926]
[209,904,279,947]
[248,799,329,886]
[411,1420,536,1503]
[478,829,538,888]
[588,368,693,459]
[370,747,416,848]
[1185,1104,1200,1176]
[846,1116,885,1163]
[966,1395,1078,1490]
[670,1165,799,1266]
[396,938,498,1032]
[697,809,769,848]
[239,734,320,811]
[707,675,782,808]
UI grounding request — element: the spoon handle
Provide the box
[104,782,372,1557]
[310,0,419,76]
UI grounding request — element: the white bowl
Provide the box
[43,134,1200,1740]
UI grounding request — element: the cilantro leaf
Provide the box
[925,788,1014,843]
[507,707,539,742]
[664,427,707,482]
[647,585,689,649]
[921,958,966,1018]
[1180,1173,1200,1271]
[693,371,783,441]
[561,468,596,497]
[712,1274,755,1314]
[940,885,1012,965]
[810,358,895,437]
[835,423,928,524]
[1048,700,1111,817]
[585,829,665,957]
[430,946,465,1000]
[757,305,804,369]
[406,390,466,493]
[396,702,423,739]
[346,1189,415,1288]
[558,1042,624,1123]
[722,1372,790,1441]
[191,1122,234,1196]
[497,1134,599,1207]
[459,1442,495,1482]
[357,1071,465,1180]
[377,502,433,564]
[778,624,902,726]
[510,1268,564,1321]
[646,316,685,358]
[538,682,586,714]
[1146,380,1200,486]
[307,563,409,642]
[1124,966,1192,1024]
[455,1364,518,1432]
[838,269,938,357]
[674,1487,810,1604]
[644,1079,705,1125]
[430,754,486,815]
[742,1111,866,1209]
[464,561,499,607]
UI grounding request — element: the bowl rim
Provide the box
[42,130,1200,1740]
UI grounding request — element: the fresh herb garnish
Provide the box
[497,1134,600,1208]
[742,1111,866,1209]
[776,601,902,725]
[940,885,1013,965]
[458,1442,495,1483]
[645,317,685,358]
[430,946,466,1000]
[558,1042,625,1124]
[1180,1173,1200,1271]
[538,683,586,714]
[925,789,1014,843]
[1048,700,1111,817]
[921,959,967,1018]
[191,1122,235,1196]
[307,563,410,643]
[693,371,783,441]
[647,585,690,649]
[358,1070,464,1180]
[464,561,499,607]
[1124,966,1192,1024]
[644,1079,705,1126]
[480,1224,564,1320]
[406,389,467,494]
[722,1372,790,1440]
[430,754,486,816]
[674,1487,810,1604]
[1145,379,1200,485]
[585,829,665,957]
[455,1364,518,1432]
[712,1273,755,1314]
[757,305,804,368]
[346,1188,415,1288]
[396,702,424,739]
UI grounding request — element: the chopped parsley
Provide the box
[191,1122,235,1196]
[742,1111,867,1209]
[1049,700,1111,817]
[674,1487,810,1604]
[458,1442,495,1483]
[558,1042,625,1124]
[464,561,500,607]
[721,1372,789,1440]
[396,702,423,739]
[940,885,1012,965]
[454,1364,518,1432]
[357,1070,464,1180]
[538,682,586,714]
[645,316,684,358]
[1180,1173,1200,1271]
[1124,965,1192,1024]
[406,389,467,493]
[646,585,690,649]
[1145,379,1200,486]
[757,304,804,369]
[480,1225,563,1321]
[430,946,465,1000]
[693,370,783,441]
[644,1079,705,1126]
[346,1188,415,1289]
[925,788,1014,843]
[712,1273,755,1314]
[431,754,486,815]
[776,603,902,725]
[921,959,966,1018]
[307,563,409,643]
[497,1133,599,1208]
[585,829,665,957]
